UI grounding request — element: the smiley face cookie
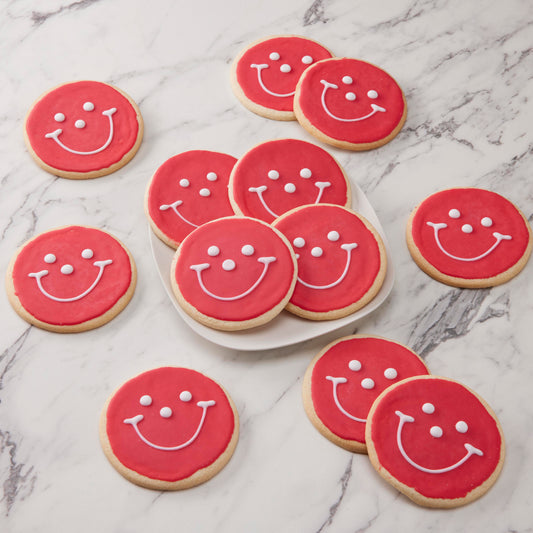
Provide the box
[272,204,387,320]
[6,226,136,332]
[229,139,351,224]
[406,188,532,288]
[100,367,239,490]
[294,57,407,150]
[24,80,143,179]
[231,35,333,120]
[145,150,237,248]
[366,375,505,508]
[303,336,429,453]
[171,216,297,330]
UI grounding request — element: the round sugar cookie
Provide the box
[24,80,143,179]
[231,35,333,120]
[6,225,136,332]
[366,375,505,508]
[272,204,387,320]
[100,367,239,490]
[303,335,429,453]
[171,216,297,331]
[294,57,407,150]
[145,150,237,248]
[406,188,532,288]
[229,138,351,224]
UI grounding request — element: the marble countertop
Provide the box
[1,0,532,531]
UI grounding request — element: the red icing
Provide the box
[105,367,235,482]
[368,376,503,501]
[230,139,349,223]
[11,226,133,326]
[273,204,384,314]
[310,337,428,445]
[410,188,531,280]
[174,217,295,322]
[147,151,237,246]
[235,36,332,112]
[295,58,406,145]
[25,81,141,173]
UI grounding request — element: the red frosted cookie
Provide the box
[366,376,505,508]
[229,138,351,224]
[171,216,297,330]
[406,188,532,288]
[231,35,333,120]
[294,57,407,150]
[272,204,387,320]
[24,80,143,179]
[100,367,239,490]
[6,226,136,332]
[303,335,429,453]
[145,150,237,248]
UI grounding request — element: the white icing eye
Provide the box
[367,90,378,99]
[327,231,340,242]
[160,407,172,418]
[430,426,443,438]
[241,244,254,256]
[422,403,435,414]
[81,248,94,259]
[345,92,356,101]
[139,395,152,406]
[179,178,190,188]
[348,359,362,371]
[342,76,353,85]
[268,170,279,180]
[280,64,291,73]
[481,217,493,227]
[448,208,461,219]
[54,113,65,122]
[462,224,473,234]
[284,183,296,193]
[361,378,375,390]
[75,119,86,129]
[302,55,313,64]
[222,259,236,271]
[293,237,305,248]
[311,246,323,257]
[300,168,312,179]
[455,421,468,433]
[206,172,218,182]
[180,390,192,402]
[384,368,398,380]
[44,253,57,264]
[199,188,211,197]
[83,101,95,111]
[207,245,220,257]
[61,264,74,275]
[269,52,280,61]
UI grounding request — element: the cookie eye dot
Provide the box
[60,264,74,275]
[44,253,57,264]
[160,407,172,418]
[280,64,291,73]
[430,426,443,438]
[302,55,313,64]
[345,92,356,101]
[311,246,323,257]
[54,112,65,123]
[293,237,305,248]
[83,101,95,111]
[74,119,86,129]
[348,359,362,371]
[269,52,280,61]
[455,420,468,433]
[481,217,493,227]
[206,172,218,182]
[179,390,192,402]
[448,208,461,219]
[199,188,211,197]
[300,168,312,179]
[284,183,296,194]
[367,90,379,99]
[207,245,220,257]
[268,170,279,180]
[241,244,255,256]
[81,248,94,259]
[327,230,340,242]
[384,367,398,380]
[139,394,152,406]
[342,75,353,85]
[179,178,190,188]
[462,224,473,234]
[422,402,435,414]
[361,378,375,390]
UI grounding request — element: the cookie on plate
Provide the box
[229,138,351,224]
[294,57,407,150]
[366,375,505,508]
[171,216,297,331]
[100,366,239,490]
[272,204,387,320]
[231,35,333,121]
[6,225,136,332]
[303,335,429,453]
[24,80,143,179]
[406,188,532,288]
[145,150,237,248]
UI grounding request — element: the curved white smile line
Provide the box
[248,181,331,218]
[326,376,366,423]
[320,80,386,122]
[44,107,117,155]
[190,256,277,301]
[159,200,199,228]
[426,222,512,262]
[298,243,358,290]
[250,63,295,98]
[395,410,483,474]
[28,259,113,302]
[123,400,216,451]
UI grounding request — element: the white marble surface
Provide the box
[1,0,532,531]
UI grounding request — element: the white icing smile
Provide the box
[320,80,386,122]
[159,200,199,228]
[326,376,366,423]
[395,410,483,474]
[123,400,216,451]
[28,259,113,302]
[426,222,512,262]
[45,107,117,155]
[250,63,295,97]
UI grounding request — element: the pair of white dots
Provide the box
[54,101,95,128]
[268,168,312,180]
[139,391,192,418]
[448,209,493,233]
[43,248,94,275]
[340,75,379,102]
[421,402,469,438]
[293,231,340,256]
[348,359,398,390]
